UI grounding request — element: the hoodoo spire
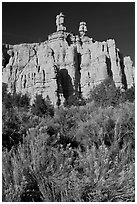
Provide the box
[2,13,135,107]
[56,12,66,32]
[79,22,87,37]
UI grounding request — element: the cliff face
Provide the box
[2,14,135,106]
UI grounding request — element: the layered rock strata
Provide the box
[2,13,135,106]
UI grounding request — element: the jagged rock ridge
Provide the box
[2,13,135,106]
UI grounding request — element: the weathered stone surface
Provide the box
[124,56,135,88]
[2,14,135,106]
[107,39,122,88]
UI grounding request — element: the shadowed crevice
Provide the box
[58,68,74,100]
[118,52,127,90]
[106,57,113,77]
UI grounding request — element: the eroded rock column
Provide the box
[124,56,134,88]
[107,39,122,88]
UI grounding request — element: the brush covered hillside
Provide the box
[2,79,135,202]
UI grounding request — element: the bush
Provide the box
[12,92,30,109]
[122,85,135,102]
[2,82,135,202]
[88,78,122,107]
[88,78,135,107]
[64,94,86,107]
[2,85,31,150]
[2,83,8,99]
[3,112,135,201]
[2,83,30,110]
[2,83,13,109]
[31,94,54,117]
[2,107,25,150]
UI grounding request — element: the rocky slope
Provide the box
[2,13,135,106]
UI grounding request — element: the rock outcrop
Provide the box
[2,13,135,106]
[124,56,135,89]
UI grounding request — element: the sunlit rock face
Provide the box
[2,13,134,106]
[124,56,135,89]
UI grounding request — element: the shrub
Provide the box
[12,92,30,109]
[88,78,122,107]
[64,94,86,107]
[2,106,32,151]
[2,83,8,99]
[2,107,24,150]
[89,78,135,107]
[122,85,135,102]
[2,83,135,202]
[2,125,135,201]
[2,83,13,109]
[31,94,54,117]
[2,83,30,110]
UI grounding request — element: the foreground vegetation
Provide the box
[2,80,135,202]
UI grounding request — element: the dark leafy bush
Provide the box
[2,83,13,109]
[122,85,135,102]
[2,83,30,110]
[88,78,135,107]
[31,94,54,117]
[2,107,25,150]
[2,85,31,150]
[2,83,8,99]
[64,94,86,107]
[12,92,30,109]
[88,78,123,107]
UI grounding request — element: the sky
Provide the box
[2,2,135,63]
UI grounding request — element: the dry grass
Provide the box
[2,101,135,201]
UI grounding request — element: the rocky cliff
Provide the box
[2,13,135,106]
